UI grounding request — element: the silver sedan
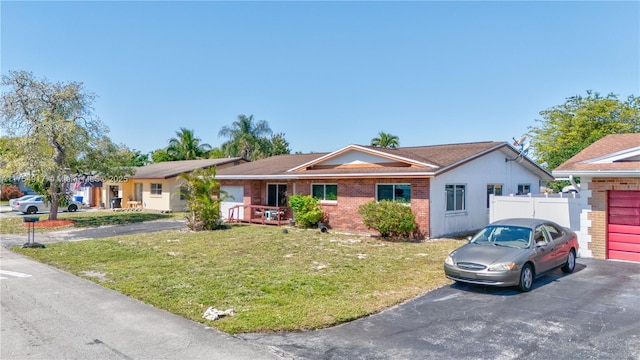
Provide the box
[444,218,579,292]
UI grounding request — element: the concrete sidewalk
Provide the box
[1,246,281,360]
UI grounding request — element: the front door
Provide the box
[134,183,143,202]
[267,184,287,207]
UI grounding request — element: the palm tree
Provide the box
[178,166,228,231]
[370,132,400,148]
[167,128,212,160]
[218,114,272,160]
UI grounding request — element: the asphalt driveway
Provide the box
[240,258,640,359]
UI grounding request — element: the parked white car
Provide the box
[562,184,580,193]
[14,195,82,214]
[9,195,37,210]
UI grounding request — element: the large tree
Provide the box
[370,131,400,148]
[167,127,212,160]
[528,91,640,171]
[267,132,291,156]
[0,70,132,220]
[218,114,273,160]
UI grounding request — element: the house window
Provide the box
[487,184,503,208]
[267,184,287,207]
[518,184,531,195]
[151,183,162,195]
[179,185,188,201]
[376,184,411,203]
[312,184,338,201]
[446,184,466,211]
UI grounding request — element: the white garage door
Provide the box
[221,186,244,221]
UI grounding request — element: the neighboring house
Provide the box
[102,158,246,212]
[216,141,552,238]
[10,173,102,207]
[553,133,640,263]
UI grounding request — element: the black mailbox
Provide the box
[23,217,40,223]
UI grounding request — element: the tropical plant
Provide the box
[288,194,324,228]
[370,132,400,148]
[218,114,273,160]
[358,200,416,238]
[177,166,228,231]
[167,128,212,160]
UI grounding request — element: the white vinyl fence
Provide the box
[489,193,592,257]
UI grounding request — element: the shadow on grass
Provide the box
[71,212,173,228]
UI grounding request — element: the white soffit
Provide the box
[587,147,640,164]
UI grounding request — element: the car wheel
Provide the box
[518,264,534,292]
[561,249,576,273]
[26,206,38,215]
[68,204,78,212]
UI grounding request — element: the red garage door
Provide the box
[608,190,640,262]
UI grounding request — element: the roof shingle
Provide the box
[131,158,244,179]
[553,134,640,174]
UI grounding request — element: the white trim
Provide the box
[287,144,440,172]
[216,172,436,180]
[445,183,467,212]
[553,170,640,177]
[375,183,412,203]
[311,183,338,201]
[585,147,640,164]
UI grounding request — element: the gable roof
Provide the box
[131,158,244,179]
[216,141,553,180]
[553,133,640,177]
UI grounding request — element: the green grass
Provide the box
[13,225,463,334]
[0,210,185,234]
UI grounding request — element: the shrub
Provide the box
[289,194,323,228]
[177,167,227,231]
[358,200,417,238]
[1,185,24,201]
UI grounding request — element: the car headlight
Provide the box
[488,262,515,271]
[444,255,454,266]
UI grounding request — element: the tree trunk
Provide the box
[49,183,59,221]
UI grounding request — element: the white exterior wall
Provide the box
[430,151,543,238]
[220,186,244,220]
[489,188,592,258]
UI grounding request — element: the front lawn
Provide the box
[1,210,185,234]
[14,225,462,334]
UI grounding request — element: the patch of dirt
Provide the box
[24,220,75,228]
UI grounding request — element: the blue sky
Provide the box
[2,1,639,155]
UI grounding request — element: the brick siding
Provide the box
[220,178,431,238]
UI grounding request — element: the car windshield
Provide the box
[470,226,532,249]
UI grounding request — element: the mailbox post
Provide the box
[22,217,45,248]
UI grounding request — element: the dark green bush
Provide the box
[358,200,417,238]
[289,194,323,228]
